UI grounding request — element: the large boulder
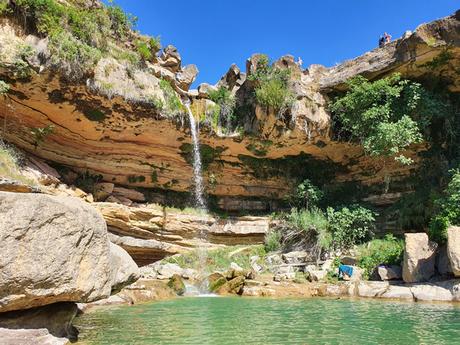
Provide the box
[447,226,460,277]
[160,45,181,72]
[0,192,112,312]
[109,242,140,294]
[176,64,199,90]
[402,233,437,283]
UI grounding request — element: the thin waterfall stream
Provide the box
[184,101,206,210]
[184,100,211,294]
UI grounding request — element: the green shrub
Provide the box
[49,31,102,79]
[106,2,137,40]
[264,229,282,252]
[149,36,161,53]
[249,55,294,113]
[30,125,54,148]
[0,80,10,95]
[159,79,184,116]
[136,40,152,61]
[429,169,460,243]
[357,234,404,279]
[330,74,425,164]
[288,179,323,209]
[207,86,236,132]
[326,205,376,250]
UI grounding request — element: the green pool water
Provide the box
[75,297,460,345]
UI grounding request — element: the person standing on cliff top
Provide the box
[384,32,392,43]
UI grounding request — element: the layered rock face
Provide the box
[0,11,458,214]
[96,202,269,266]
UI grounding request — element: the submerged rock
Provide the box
[167,274,186,296]
[402,233,437,283]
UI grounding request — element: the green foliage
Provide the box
[0,142,34,185]
[136,40,152,61]
[7,0,158,80]
[357,234,404,279]
[264,229,282,252]
[249,55,294,113]
[0,1,10,15]
[149,36,161,53]
[49,31,102,79]
[330,74,425,164]
[207,86,236,132]
[30,125,54,148]
[106,1,137,40]
[136,36,161,62]
[0,80,10,95]
[429,169,460,243]
[288,179,323,209]
[163,245,267,273]
[9,44,35,79]
[326,205,376,250]
[128,175,145,183]
[421,50,453,70]
[159,79,184,115]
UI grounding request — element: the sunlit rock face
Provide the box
[0,11,459,214]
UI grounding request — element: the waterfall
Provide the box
[184,100,212,294]
[184,102,206,210]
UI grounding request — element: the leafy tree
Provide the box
[326,205,376,250]
[289,179,323,209]
[330,74,424,165]
[429,169,460,243]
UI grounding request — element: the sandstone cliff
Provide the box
[0,3,459,215]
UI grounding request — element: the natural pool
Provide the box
[75,297,460,345]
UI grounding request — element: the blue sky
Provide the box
[113,0,458,87]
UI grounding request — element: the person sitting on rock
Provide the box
[384,32,392,44]
[379,35,385,48]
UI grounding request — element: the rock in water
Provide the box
[402,233,437,283]
[447,226,460,277]
[167,274,186,296]
[109,242,140,294]
[0,192,112,312]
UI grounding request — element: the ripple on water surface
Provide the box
[75,297,460,345]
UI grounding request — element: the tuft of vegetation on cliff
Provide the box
[249,55,294,115]
[2,0,160,80]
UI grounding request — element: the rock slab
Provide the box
[447,226,460,277]
[402,233,437,283]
